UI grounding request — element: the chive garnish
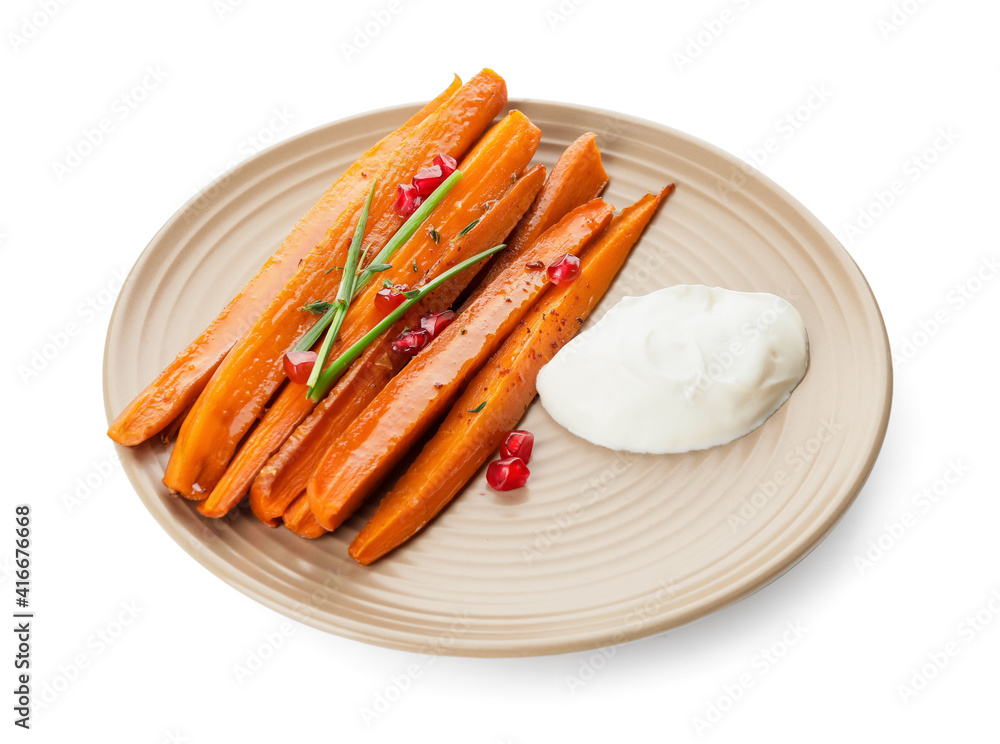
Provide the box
[308,242,507,401]
[292,170,462,355]
[458,218,479,237]
[306,180,377,390]
[468,401,487,413]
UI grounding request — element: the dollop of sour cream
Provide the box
[536,284,809,454]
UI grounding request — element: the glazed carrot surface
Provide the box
[246,165,548,526]
[307,198,615,532]
[163,70,507,498]
[107,75,462,447]
[195,115,543,519]
[465,132,608,303]
[283,493,328,539]
[350,187,673,564]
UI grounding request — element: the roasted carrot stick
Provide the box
[464,132,608,304]
[307,198,615,532]
[107,76,462,447]
[283,492,327,538]
[245,165,548,526]
[274,148,607,532]
[350,186,673,564]
[163,71,508,498]
[195,115,543,518]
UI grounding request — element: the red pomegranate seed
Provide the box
[432,153,458,178]
[547,253,581,285]
[394,183,420,216]
[412,165,444,196]
[500,430,534,463]
[375,285,408,315]
[283,350,317,385]
[391,328,431,355]
[487,457,530,491]
[419,309,456,339]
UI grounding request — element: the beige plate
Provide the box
[103,101,892,657]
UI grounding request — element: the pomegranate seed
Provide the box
[394,183,420,216]
[374,285,408,315]
[487,457,530,491]
[547,253,581,285]
[500,430,534,463]
[525,260,545,271]
[432,153,458,178]
[391,328,431,355]
[412,165,444,196]
[284,350,317,385]
[419,310,456,339]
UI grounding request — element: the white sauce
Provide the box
[536,285,809,453]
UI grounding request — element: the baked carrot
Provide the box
[195,115,543,518]
[282,492,327,539]
[245,165,548,526]
[307,198,615,532]
[464,132,608,304]
[273,149,607,532]
[163,70,508,498]
[107,76,462,447]
[350,186,673,564]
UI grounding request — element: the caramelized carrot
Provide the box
[464,132,608,303]
[163,71,508,498]
[195,115,543,518]
[307,198,615,532]
[245,165,548,526]
[107,76,462,446]
[282,492,327,539]
[350,187,673,564]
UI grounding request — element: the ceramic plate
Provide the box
[103,100,892,656]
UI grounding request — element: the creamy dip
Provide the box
[535,284,809,453]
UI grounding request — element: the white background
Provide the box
[4,0,999,741]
